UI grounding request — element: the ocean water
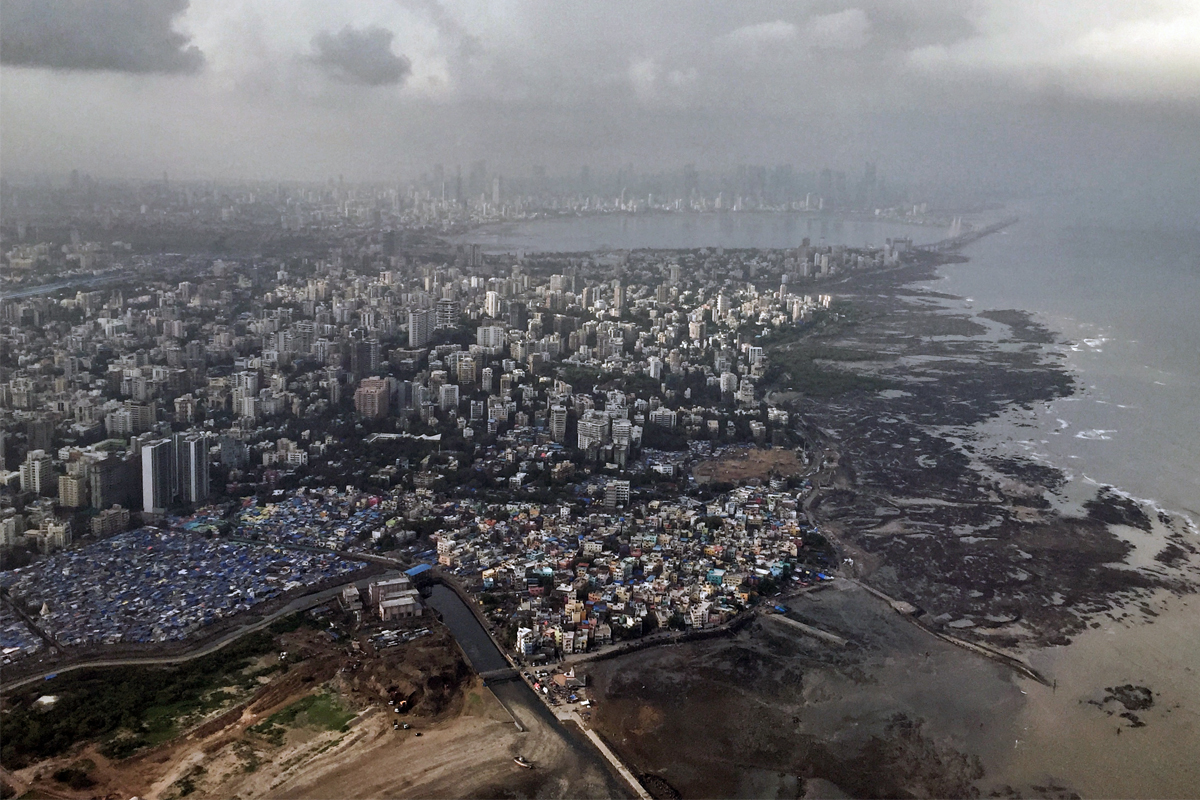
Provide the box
[456,211,950,253]
[929,201,1200,524]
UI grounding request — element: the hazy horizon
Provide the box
[2,0,1199,221]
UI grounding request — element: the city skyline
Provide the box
[2,4,1199,798]
[2,1,1198,220]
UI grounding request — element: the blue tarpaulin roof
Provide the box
[405,564,433,577]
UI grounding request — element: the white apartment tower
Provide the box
[484,290,502,319]
[178,434,210,505]
[141,439,173,515]
[20,450,54,496]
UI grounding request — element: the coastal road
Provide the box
[791,428,1049,684]
[0,270,138,300]
[555,709,654,800]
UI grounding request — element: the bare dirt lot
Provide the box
[693,447,805,485]
[5,618,626,800]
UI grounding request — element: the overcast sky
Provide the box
[2,0,1198,206]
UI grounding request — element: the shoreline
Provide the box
[573,243,1199,795]
[447,208,959,253]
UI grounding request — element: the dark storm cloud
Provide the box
[311,25,411,86]
[0,0,203,74]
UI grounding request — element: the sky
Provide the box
[1,0,1198,210]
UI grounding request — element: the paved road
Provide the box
[1,270,137,300]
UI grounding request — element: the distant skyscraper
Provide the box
[508,301,528,330]
[439,384,460,411]
[476,325,507,349]
[456,356,477,387]
[89,454,137,510]
[350,339,380,378]
[612,280,625,313]
[604,479,631,509]
[577,410,610,450]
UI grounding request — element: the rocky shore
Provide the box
[583,252,1200,798]
[778,257,1198,650]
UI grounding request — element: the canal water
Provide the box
[424,584,632,795]
[425,584,509,673]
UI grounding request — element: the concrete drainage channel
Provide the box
[426,583,651,798]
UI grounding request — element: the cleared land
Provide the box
[2,611,627,800]
[692,446,805,485]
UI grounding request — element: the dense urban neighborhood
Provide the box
[0,175,913,671]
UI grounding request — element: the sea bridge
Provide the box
[917,215,1019,253]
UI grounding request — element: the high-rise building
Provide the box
[439,384,460,411]
[649,408,678,428]
[219,434,250,468]
[604,479,631,509]
[20,450,54,495]
[58,474,88,508]
[89,454,138,510]
[408,308,435,347]
[476,325,507,349]
[549,405,568,443]
[456,356,477,387]
[484,290,502,319]
[611,418,633,447]
[612,280,625,313]
[91,505,130,537]
[577,409,610,450]
[508,301,528,330]
[26,418,54,451]
[234,370,261,395]
[141,439,173,515]
[178,434,210,505]
[436,298,461,330]
[354,377,390,419]
[350,339,380,378]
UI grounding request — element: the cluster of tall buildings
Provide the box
[141,432,209,515]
